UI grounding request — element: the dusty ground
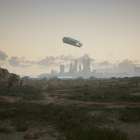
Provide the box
[0,91,140,140]
[131,92,140,96]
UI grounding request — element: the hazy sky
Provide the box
[0,0,140,76]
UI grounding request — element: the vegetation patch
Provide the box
[0,127,14,134]
[58,125,128,140]
[119,107,140,122]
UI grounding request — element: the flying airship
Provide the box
[63,37,83,48]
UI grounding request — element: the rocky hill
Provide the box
[0,67,26,88]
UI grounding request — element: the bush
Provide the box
[14,117,31,131]
[84,84,90,87]
[68,96,80,100]
[53,104,65,111]
[119,113,139,122]
[77,94,85,98]
[59,118,81,130]
[0,127,14,134]
[73,89,82,92]
[58,125,128,140]
[92,91,110,98]
[61,112,77,120]
[82,90,92,95]
[118,93,132,99]
[17,106,42,114]
[119,107,140,122]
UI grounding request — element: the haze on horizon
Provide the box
[0,0,140,77]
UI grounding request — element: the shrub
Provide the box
[92,91,110,98]
[61,112,77,120]
[17,106,42,114]
[68,96,80,100]
[0,127,14,134]
[77,94,85,98]
[73,89,82,92]
[14,118,30,131]
[53,104,65,111]
[119,107,140,122]
[58,125,128,140]
[82,90,92,95]
[118,92,132,99]
[84,84,90,87]
[119,112,139,122]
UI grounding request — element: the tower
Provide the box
[60,65,64,74]
[74,60,77,74]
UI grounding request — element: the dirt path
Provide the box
[0,96,21,103]
[1,93,140,107]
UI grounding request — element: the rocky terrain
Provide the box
[0,68,140,140]
[0,67,26,88]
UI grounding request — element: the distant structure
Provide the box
[37,57,138,79]
[79,65,81,73]
[69,63,74,74]
[60,65,64,74]
[82,58,90,74]
[51,70,54,75]
[55,70,57,74]
[134,67,140,77]
[91,69,97,75]
[74,60,77,74]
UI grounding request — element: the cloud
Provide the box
[8,57,32,68]
[35,54,95,67]
[36,58,60,67]
[134,60,139,62]
[0,51,8,61]
[20,65,32,68]
[118,59,137,68]
[97,61,112,67]
[24,60,35,64]
[7,54,95,69]
[9,57,20,67]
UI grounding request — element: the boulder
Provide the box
[0,72,26,88]
[0,73,20,88]
[24,133,34,139]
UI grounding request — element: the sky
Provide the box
[0,0,140,76]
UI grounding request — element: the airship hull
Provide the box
[63,37,82,48]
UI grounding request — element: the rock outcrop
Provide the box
[0,67,26,88]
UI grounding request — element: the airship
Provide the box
[63,37,83,48]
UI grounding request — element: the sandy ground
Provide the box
[0,96,21,103]
[131,92,140,96]
[0,92,140,140]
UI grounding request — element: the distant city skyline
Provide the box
[42,58,140,79]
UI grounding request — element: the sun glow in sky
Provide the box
[0,0,140,76]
